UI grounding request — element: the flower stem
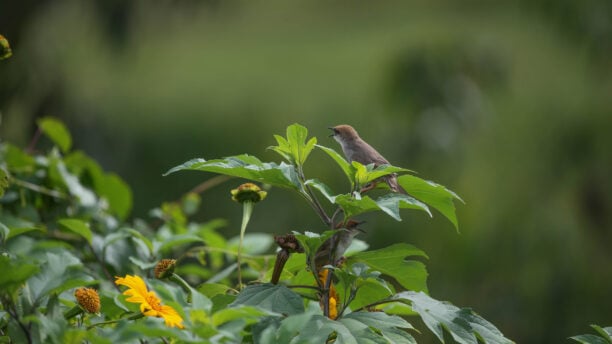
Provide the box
[86,313,145,330]
[237,201,254,289]
[64,305,84,320]
[169,273,192,294]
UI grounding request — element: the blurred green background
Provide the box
[1,1,611,342]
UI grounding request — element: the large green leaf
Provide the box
[52,158,97,207]
[316,144,356,187]
[570,325,612,344]
[230,283,304,315]
[37,117,72,153]
[257,310,416,344]
[395,291,514,344]
[156,233,204,253]
[57,218,93,244]
[96,173,132,220]
[29,251,94,301]
[350,243,429,293]
[398,175,463,231]
[335,193,431,221]
[305,178,338,203]
[287,123,317,166]
[64,151,133,219]
[0,255,40,295]
[341,312,416,344]
[268,124,317,167]
[164,154,301,190]
[0,213,45,241]
[352,161,412,186]
[212,306,270,327]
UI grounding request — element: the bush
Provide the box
[0,120,513,343]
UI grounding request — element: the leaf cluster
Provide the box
[0,120,514,343]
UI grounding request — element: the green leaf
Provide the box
[0,213,45,240]
[97,173,132,220]
[123,228,154,255]
[570,325,612,344]
[398,175,463,231]
[128,256,157,270]
[269,134,294,163]
[350,243,429,292]
[335,193,431,221]
[316,144,356,187]
[286,123,317,166]
[570,335,610,344]
[29,252,93,300]
[305,178,338,203]
[57,218,93,244]
[157,234,204,253]
[346,279,393,311]
[2,143,36,170]
[0,221,8,241]
[164,155,301,190]
[230,283,305,315]
[293,230,335,258]
[352,161,412,186]
[0,255,40,295]
[52,159,97,207]
[591,325,612,343]
[395,291,514,344]
[227,233,274,255]
[197,283,232,298]
[212,306,270,327]
[274,313,336,344]
[37,117,72,153]
[342,312,416,344]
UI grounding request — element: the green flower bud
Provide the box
[231,183,267,203]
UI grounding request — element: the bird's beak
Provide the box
[328,127,336,137]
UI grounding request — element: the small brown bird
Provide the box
[329,124,406,194]
[313,220,364,270]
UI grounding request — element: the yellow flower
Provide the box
[74,287,101,314]
[115,275,184,328]
[0,34,11,60]
[318,270,339,320]
[231,183,267,203]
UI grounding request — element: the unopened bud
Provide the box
[231,183,267,203]
[74,287,100,314]
[154,259,177,279]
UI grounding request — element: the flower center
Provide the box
[146,294,162,311]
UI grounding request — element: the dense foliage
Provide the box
[0,119,522,343]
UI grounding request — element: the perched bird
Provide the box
[314,220,364,270]
[329,124,407,194]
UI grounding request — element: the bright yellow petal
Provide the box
[115,275,149,296]
[159,305,184,328]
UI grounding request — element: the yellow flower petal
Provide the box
[115,275,184,329]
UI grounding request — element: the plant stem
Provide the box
[297,167,332,227]
[169,273,192,294]
[237,201,254,289]
[64,305,84,319]
[87,313,145,330]
[10,177,68,199]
